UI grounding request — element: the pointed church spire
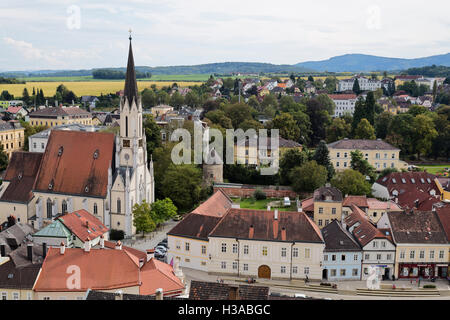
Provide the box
[124,31,139,105]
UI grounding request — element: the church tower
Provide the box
[110,33,154,238]
[119,34,145,168]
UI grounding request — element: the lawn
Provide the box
[237,198,297,212]
[418,165,450,176]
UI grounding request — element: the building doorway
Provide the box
[258,265,271,279]
[322,269,328,280]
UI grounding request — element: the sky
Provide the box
[0,0,449,71]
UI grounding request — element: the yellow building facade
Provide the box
[28,106,92,128]
[0,121,25,158]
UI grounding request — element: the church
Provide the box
[0,37,154,237]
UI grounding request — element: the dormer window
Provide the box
[85,186,90,193]
[18,172,23,180]
[48,179,54,190]
[401,178,406,184]
[93,149,99,159]
[58,146,64,156]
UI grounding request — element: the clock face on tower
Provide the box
[124,154,130,161]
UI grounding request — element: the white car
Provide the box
[283,197,291,207]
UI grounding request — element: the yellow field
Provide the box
[0,81,200,97]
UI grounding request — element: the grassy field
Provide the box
[238,198,296,212]
[17,74,212,82]
[0,80,201,97]
[418,165,450,176]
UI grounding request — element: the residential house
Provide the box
[5,106,28,119]
[338,76,381,92]
[167,190,233,271]
[328,94,357,117]
[310,185,343,229]
[344,205,396,280]
[342,195,402,224]
[372,172,444,210]
[327,138,408,172]
[32,242,185,300]
[0,121,25,158]
[32,209,108,248]
[208,209,325,280]
[0,152,43,225]
[321,220,362,281]
[81,96,99,109]
[27,106,92,127]
[378,209,449,279]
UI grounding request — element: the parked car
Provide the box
[155,245,167,253]
[283,197,291,207]
[173,215,183,221]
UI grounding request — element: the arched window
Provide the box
[93,203,98,215]
[47,199,53,219]
[117,198,121,213]
[62,200,67,214]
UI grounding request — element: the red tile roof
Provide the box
[328,94,357,100]
[33,130,115,198]
[139,258,184,295]
[343,195,368,208]
[345,205,390,247]
[58,210,108,241]
[0,152,43,203]
[209,209,323,243]
[33,247,184,295]
[191,189,233,217]
[300,197,314,212]
[435,205,450,241]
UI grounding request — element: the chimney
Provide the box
[115,291,123,301]
[42,243,47,258]
[115,240,122,250]
[100,235,105,249]
[0,244,5,257]
[60,242,66,255]
[86,221,89,229]
[274,209,278,220]
[146,249,155,261]
[414,199,419,208]
[139,258,145,268]
[248,225,254,239]
[155,288,163,300]
[84,238,91,252]
[281,227,286,241]
[27,243,33,261]
[395,197,398,204]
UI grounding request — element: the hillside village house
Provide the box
[0,38,155,237]
[27,106,92,127]
[328,94,357,117]
[327,139,408,172]
[372,172,446,210]
[378,210,449,279]
[321,220,362,281]
[344,205,396,280]
[32,242,185,300]
[0,121,25,158]
[208,209,325,280]
[167,190,233,271]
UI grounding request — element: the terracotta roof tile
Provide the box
[191,189,233,217]
[167,213,222,240]
[345,205,389,247]
[139,258,184,295]
[189,280,269,300]
[209,209,323,243]
[328,139,399,151]
[435,206,450,241]
[58,210,108,241]
[33,131,115,198]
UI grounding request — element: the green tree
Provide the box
[326,118,351,143]
[132,200,156,236]
[22,88,30,106]
[375,112,393,139]
[354,118,376,140]
[142,89,157,108]
[352,78,361,94]
[279,148,308,185]
[306,98,331,146]
[204,110,233,129]
[143,114,162,157]
[150,198,177,225]
[238,119,264,131]
[156,90,170,105]
[223,103,256,128]
[160,164,204,212]
[289,160,327,193]
[313,140,335,180]
[412,114,438,159]
[169,91,184,109]
[331,169,371,196]
[350,150,376,182]
[267,113,300,141]
[0,144,8,171]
